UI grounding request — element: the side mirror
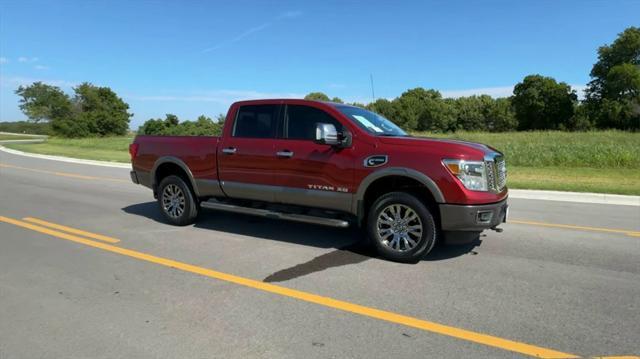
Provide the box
[315,123,339,145]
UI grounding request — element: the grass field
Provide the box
[415,130,639,168]
[415,130,640,195]
[3,131,639,195]
[5,136,132,163]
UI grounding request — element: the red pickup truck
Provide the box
[130,99,508,262]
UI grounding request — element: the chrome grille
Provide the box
[485,155,507,192]
[495,157,507,190]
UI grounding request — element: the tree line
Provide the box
[306,27,639,132]
[13,27,638,137]
[137,113,226,136]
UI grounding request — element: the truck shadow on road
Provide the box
[123,202,482,283]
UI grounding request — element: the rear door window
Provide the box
[285,105,343,140]
[233,105,280,138]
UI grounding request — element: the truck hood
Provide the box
[377,135,500,157]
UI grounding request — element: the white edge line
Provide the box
[0,145,131,168]
[1,144,638,206]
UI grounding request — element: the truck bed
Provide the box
[132,135,220,185]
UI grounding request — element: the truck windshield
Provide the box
[336,105,408,137]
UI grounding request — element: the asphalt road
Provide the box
[0,150,639,359]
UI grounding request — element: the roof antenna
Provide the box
[369,73,376,102]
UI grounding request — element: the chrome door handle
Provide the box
[276,150,294,158]
[222,147,237,154]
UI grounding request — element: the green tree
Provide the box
[485,97,518,132]
[389,88,457,132]
[73,82,132,136]
[138,114,223,136]
[585,27,640,129]
[304,92,330,101]
[452,95,492,131]
[512,75,577,130]
[368,98,397,122]
[15,82,72,124]
[138,114,178,135]
[215,113,226,124]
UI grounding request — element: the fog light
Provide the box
[477,210,494,224]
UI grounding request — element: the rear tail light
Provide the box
[129,143,139,160]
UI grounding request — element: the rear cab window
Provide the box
[233,105,280,138]
[285,105,343,140]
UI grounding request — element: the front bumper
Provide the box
[439,198,508,232]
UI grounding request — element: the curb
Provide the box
[0,131,48,138]
[509,189,639,207]
[1,145,638,206]
[0,145,131,169]
[0,139,46,144]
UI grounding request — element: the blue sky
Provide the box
[1,0,638,128]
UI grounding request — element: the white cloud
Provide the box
[203,10,301,52]
[0,76,76,89]
[18,56,39,63]
[129,89,304,104]
[571,84,587,99]
[277,10,302,19]
[34,65,49,70]
[440,84,587,99]
[203,23,271,52]
[0,57,8,64]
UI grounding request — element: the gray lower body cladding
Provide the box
[439,198,508,231]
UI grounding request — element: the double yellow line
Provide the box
[1,215,639,358]
[0,214,579,358]
[3,217,120,244]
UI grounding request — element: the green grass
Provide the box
[412,130,640,195]
[508,166,640,195]
[4,132,640,195]
[5,136,132,163]
[413,130,640,168]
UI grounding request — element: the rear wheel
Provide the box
[367,192,437,262]
[157,175,199,226]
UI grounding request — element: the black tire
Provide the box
[367,192,437,262]
[157,175,199,226]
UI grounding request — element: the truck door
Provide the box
[272,104,355,213]
[217,104,282,202]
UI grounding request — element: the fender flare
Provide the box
[352,167,445,215]
[151,156,200,197]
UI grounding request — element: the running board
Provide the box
[200,201,350,228]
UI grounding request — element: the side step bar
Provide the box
[200,200,350,228]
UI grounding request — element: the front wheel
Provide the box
[367,192,437,262]
[157,175,199,226]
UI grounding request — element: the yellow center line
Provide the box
[22,217,120,243]
[510,219,640,237]
[0,215,579,359]
[0,163,128,183]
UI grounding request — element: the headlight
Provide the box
[443,159,488,191]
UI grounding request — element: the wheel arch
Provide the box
[151,157,200,197]
[353,168,445,225]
